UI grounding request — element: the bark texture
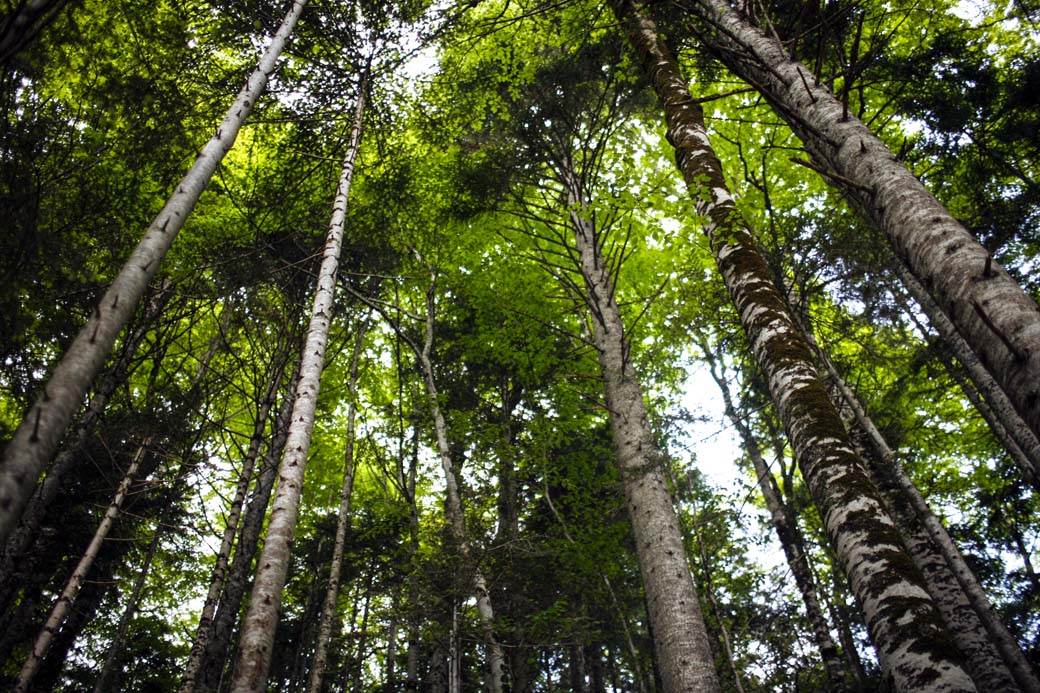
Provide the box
[615,3,975,689]
[14,437,152,693]
[565,176,721,692]
[0,0,307,547]
[228,70,365,693]
[305,323,366,693]
[686,0,1040,441]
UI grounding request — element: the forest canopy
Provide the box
[0,0,1038,691]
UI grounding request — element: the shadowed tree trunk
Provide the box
[614,2,975,689]
[0,0,307,547]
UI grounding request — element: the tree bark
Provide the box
[698,343,847,688]
[305,322,367,693]
[179,361,285,693]
[0,0,307,547]
[684,0,1040,442]
[228,65,366,693]
[14,436,152,693]
[563,168,720,692]
[614,3,975,689]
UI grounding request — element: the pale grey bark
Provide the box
[615,3,975,689]
[0,0,307,547]
[414,278,505,693]
[698,343,847,688]
[812,337,1040,692]
[179,364,285,693]
[564,172,720,692]
[14,437,152,693]
[228,69,365,693]
[887,258,1040,484]
[686,0,1040,441]
[305,322,366,693]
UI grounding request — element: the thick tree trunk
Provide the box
[93,511,165,693]
[698,344,847,687]
[886,260,1040,484]
[195,377,293,693]
[415,280,506,693]
[305,323,366,693]
[0,0,307,547]
[228,68,366,693]
[180,363,285,693]
[684,0,1040,441]
[615,3,975,689]
[563,171,720,692]
[14,437,152,693]
[815,342,1040,692]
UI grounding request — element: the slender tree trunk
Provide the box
[386,596,399,692]
[306,323,367,693]
[351,569,375,689]
[414,278,506,693]
[180,363,285,693]
[562,169,720,692]
[815,341,1040,692]
[0,0,307,547]
[404,425,421,692]
[14,436,152,693]
[698,343,846,688]
[614,3,975,689]
[684,0,1040,441]
[93,511,165,692]
[886,260,1040,484]
[0,0,67,65]
[195,376,294,693]
[228,65,366,693]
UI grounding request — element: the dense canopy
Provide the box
[0,0,1038,691]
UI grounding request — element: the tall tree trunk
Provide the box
[228,65,366,693]
[14,436,152,693]
[886,260,1040,484]
[305,322,367,693]
[404,425,421,692]
[385,594,399,692]
[697,342,847,688]
[180,361,286,693]
[93,509,166,693]
[683,0,1040,441]
[562,169,720,692]
[614,3,975,689]
[814,338,1040,692]
[0,0,307,547]
[195,375,294,693]
[413,278,506,693]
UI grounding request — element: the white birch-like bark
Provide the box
[0,0,307,547]
[815,342,1040,692]
[305,323,366,693]
[688,0,1040,441]
[615,3,976,689]
[887,258,1040,483]
[13,437,152,693]
[228,71,365,693]
[179,366,284,693]
[415,280,506,693]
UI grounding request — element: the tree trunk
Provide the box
[685,0,1040,442]
[563,167,720,692]
[194,375,294,693]
[614,3,975,689]
[14,436,152,693]
[385,595,399,692]
[886,259,1040,485]
[306,322,367,693]
[0,0,307,547]
[414,278,506,693]
[228,64,367,693]
[180,362,285,693]
[698,342,847,688]
[0,0,68,66]
[815,340,1040,692]
[93,510,165,693]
